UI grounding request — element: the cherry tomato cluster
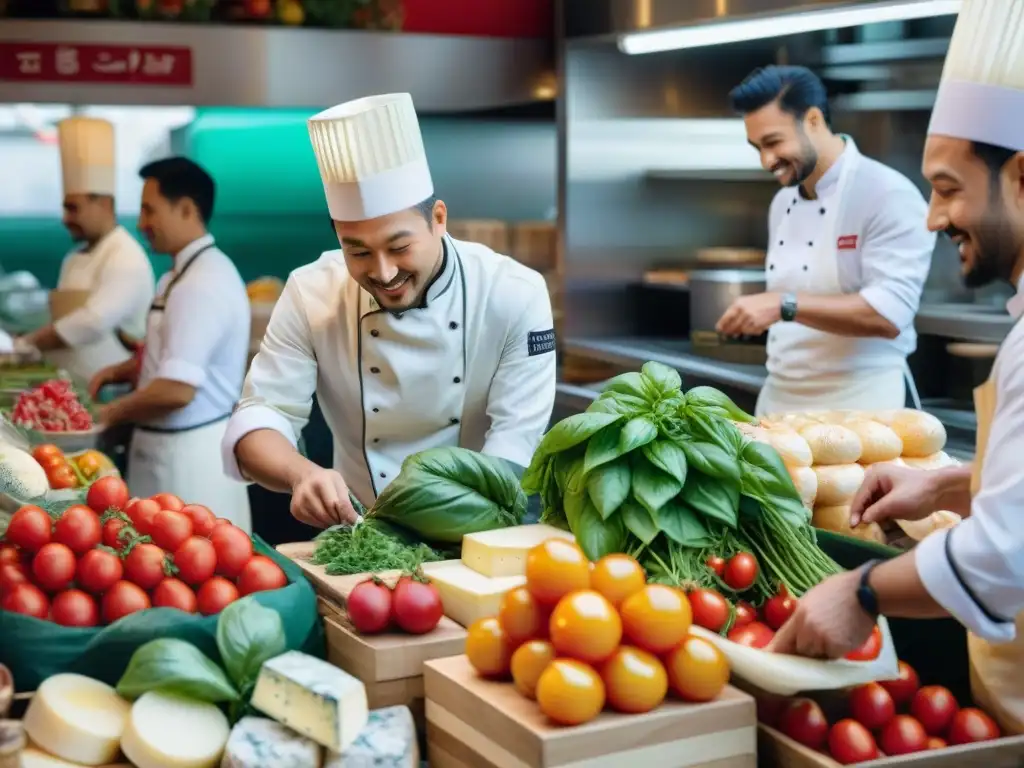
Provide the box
[771,660,1002,764]
[31,444,110,491]
[347,574,443,636]
[12,379,93,433]
[0,478,287,627]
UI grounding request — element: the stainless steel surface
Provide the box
[555,381,603,412]
[688,269,767,334]
[915,304,1015,344]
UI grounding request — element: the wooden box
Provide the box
[424,655,758,768]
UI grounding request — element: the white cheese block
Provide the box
[22,673,131,766]
[220,717,323,768]
[120,690,229,768]
[426,561,525,627]
[251,651,368,753]
[461,524,574,577]
[324,706,418,768]
[18,746,105,767]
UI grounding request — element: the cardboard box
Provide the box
[424,655,758,768]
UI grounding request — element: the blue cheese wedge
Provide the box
[324,706,418,768]
[251,651,368,753]
[221,716,323,768]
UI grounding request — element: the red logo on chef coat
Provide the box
[837,235,859,251]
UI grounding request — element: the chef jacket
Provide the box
[222,235,557,507]
[914,277,1024,643]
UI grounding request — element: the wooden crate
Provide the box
[424,655,758,768]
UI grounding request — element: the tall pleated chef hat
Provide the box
[57,116,116,197]
[307,93,434,222]
[928,0,1024,151]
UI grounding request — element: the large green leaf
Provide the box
[618,416,658,454]
[600,372,651,402]
[621,498,659,544]
[659,498,713,547]
[641,361,682,396]
[739,440,810,527]
[631,453,683,515]
[686,408,746,456]
[685,385,756,423]
[535,412,623,457]
[586,458,631,520]
[678,440,741,483]
[641,439,688,485]
[583,423,625,475]
[682,471,740,529]
[571,497,627,560]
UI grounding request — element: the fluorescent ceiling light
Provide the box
[618,0,962,55]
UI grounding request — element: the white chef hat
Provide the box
[307,93,434,222]
[928,0,1024,151]
[57,116,116,197]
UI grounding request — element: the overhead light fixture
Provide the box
[618,0,962,55]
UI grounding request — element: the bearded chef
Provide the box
[91,157,252,531]
[221,93,556,528]
[718,66,936,417]
[770,0,1024,734]
[20,117,155,382]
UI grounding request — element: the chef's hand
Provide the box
[767,569,876,659]
[89,365,121,400]
[290,466,359,528]
[716,292,782,337]
[849,464,941,526]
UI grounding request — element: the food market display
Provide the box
[10,378,94,433]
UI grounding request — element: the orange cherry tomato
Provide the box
[465,617,514,678]
[600,645,668,714]
[549,590,622,664]
[590,554,646,608]
[525,539,590,606]
[499,586,549,645]
[665,634,730,702]
[620,584,692,654]
[536,659,605,726]
[510,640,556,699]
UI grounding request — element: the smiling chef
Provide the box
[20,116,155,382]
[770,0,1024,735]
[718,66,936,417]
[221,93,557,528]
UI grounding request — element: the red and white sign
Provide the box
[0,42,193,86]
[837,235,859,251]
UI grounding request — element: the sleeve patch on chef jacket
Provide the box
[527,329,557,356]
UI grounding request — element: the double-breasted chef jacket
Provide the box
[47,225,155,382]
[222,234,558,508]
[757,138,936,416]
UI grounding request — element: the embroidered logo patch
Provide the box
[837,235,859,250]
[528,329,557,357]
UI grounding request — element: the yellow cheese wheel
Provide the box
[843,419,904,464]
[812,463,866,506]
[812,505,887,544]
[787,465,818,508]
[873,409,947,458]
[799,424,863,465]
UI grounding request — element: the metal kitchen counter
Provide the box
[915,303,1015,344]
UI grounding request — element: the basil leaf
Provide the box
[739,495,763,520]
[641,361,682,396]
[642,439,688,485]
[572,497,626,560]
[583,423,625,475]
[739,441,810,527]
[521,453,550,495]
[601,371,651,402]
[678,441,741,483]
[564,488,587,528]
[621,497,659,544]
[596,391,649,413]
[536,412,623,456]
[683,471,740,529]
[686,408,745,456]
[586,398,621,416]
[586,458,631,520]
[116,639,238,703]
[216,598,287,687]
[631,453,683,515]
[619,416,658,454]
[685,386,756,423]
[659,498,713,547]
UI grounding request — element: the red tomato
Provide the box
[0,561,29,596]
[86,476,129,514]
[723,552,758,591]
[763,591,797,631]
[47,464,78,490]
[733,601,756,628]
[5,505,52,552]
[180,504,216,538]
[213,518,233,529]
[828,719,879,765]
[845,625,883,662]
[152,578,198,613]
[126,499,161,535]
[53,505,102,555]
[50,589,99,627]
[149,510,194,552]
[1,581,49,619]
[927,736,947,749]
[196,576,239,615]
[391,576,444,634]
[880,715,928,755]
[76,548,123,594]
[879,660,920,707]
[706,555,725,577]
[102,518,129,551]
[32,542,77,592]
[689,588,730,632]
[849,683,896,730]
[150,492,184,512]
[236,556,288,596]
[947,708,1000,745]
[210,524,253,578]
[0,543,21,565]
[727,621,775,649]
[101,580,151,624]
[347,578,393,634]
[124,543,169,590]
[778,698,829,750]
[910,686,959,736]
[172,537,217,586]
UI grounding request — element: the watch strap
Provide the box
[780,293,798,322]
[857,559,882,618]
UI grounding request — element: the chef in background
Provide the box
[20,116,155,382]
[222,93,556,529]
[769,0,1024,734]
[91,157,252,530]
[718,66,936,416]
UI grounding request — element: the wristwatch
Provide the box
[856,559,882,618]
[780,293,798,322]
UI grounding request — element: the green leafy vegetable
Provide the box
[535,411,622,457]
[586,458,631,519]
[618,416,658,453]
[312,520,446,575]
[686,385,756,423]
[630,454,682,515]
[573,497,626,560]
[216,598,287,689]
[641,439,688,485]
[683,471,740,529]
[583,423,625,475]
[659,498,712,547]
[620,498,659,544]
[116,639,238,703]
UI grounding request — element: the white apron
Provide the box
[756,148,919,418]
[127,246,251,532]
[966,377,1024,734]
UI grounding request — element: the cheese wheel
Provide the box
[895,510,961,541]
[812,505,887,544]
[22,673,130,766]
[120,691,229,768]
[843,419,903,464]
[787,465,818,508]
[901,451,955,471]
[766,427,813,468]
[812,464,866,507]
[799,424,863,465]
[873,409,946,457]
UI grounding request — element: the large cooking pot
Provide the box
[688,269,768,365]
